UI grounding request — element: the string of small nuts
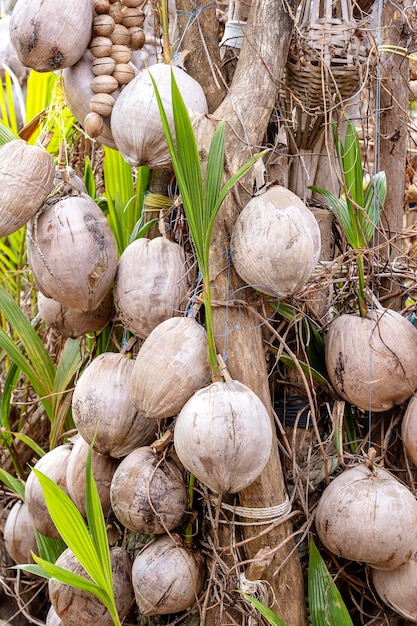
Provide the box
[85,0,147,138]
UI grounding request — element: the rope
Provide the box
[210,494,292,526]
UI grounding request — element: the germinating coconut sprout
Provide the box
[111,62,208,168]
[230,185,321,298]
[0,140,56,238]
[66,436,119,518]
[4,500,38,565]
[174,380,273,494]
[49,547,133,626]
[27,192,118,313]
[315,462,417,569]
[9,0,93,71]
[114,236,193,339]
[37,290,114,339]
[132,534,206,616]
[325,308,417,412]
[25,444,73,539]
[110,446,188,534]
[130,316,211,419]
[372,552,417,621]
[72,352,157,457]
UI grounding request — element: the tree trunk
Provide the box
[188,0,308,623]
[378,0,411,306]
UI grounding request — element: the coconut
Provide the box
[174,380,273,494]
[66,436,119,518]
[45,605,63,626]
[325,308,417,412]
[130,317,211,419]
[4,500,38,564]
[114,237,192,339]
[25,444,73,538]
[230,185,321,298]
[402,395,417,466]
[37,290,114,338]
[72,352,157,457]
[132,534,206,616]
[0,140,56,237]
[49,547,133,626]
[62,51,117,149]
[110,446,187,534]
[110,63,208,168]
[0,15,29,83]
[27,192,118,313]
[315,462,417,570]
[9,0,93,71]
[372,552,417,621]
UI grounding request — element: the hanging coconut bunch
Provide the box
[110,445,188,534]
[26,189,118,313]
[132,533,206,616]
[25,444,73,538]
[110,62,208,167]
[84,0,146,138]
[66,435,119,518]
[230,184,321,298]
[130,316,211,419]
[174,378,273,494]
[49,546,134,626]
[3,500,38,565]
[0,139,56,238]
[325,308,417,412]
[113,236,193,339]
[71,352,157,457]
[9,0,93,71]
[315,456,417,570]
[37,290,114,339]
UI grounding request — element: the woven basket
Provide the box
[282,0,368,149]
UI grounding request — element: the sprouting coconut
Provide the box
[132,534,206,616]
[325,308,417,412]
[66,435,119,518]
[72,352,157,458]
[315,459,417,570]
[174,379,273,494]
[230,185,321,298]
[129,316,211,419]
[110,446,187,534]
[113,236,192,339]
[25,444,73,538]
[0,140,56,237]
[27,191,118,313]
[49,547,133,626]
[4,500,38,564]
[111,63,208,168]
[9,0,93,71]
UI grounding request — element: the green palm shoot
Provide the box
[310,120,386,316]
[150,69,268,379]
[18,443,123,626]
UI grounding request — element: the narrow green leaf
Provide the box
[85,442,113,590]
[31,468,107,590]
[0,120,17,144]
[21,557,111,608]
[1,360,20,430]
[84,156,96,199]
[238,592,287,626]
[308,536,353,626]
[204,121,226,220]
[11,432,46,459]
[34,530,66,563]
[0,468,25,500]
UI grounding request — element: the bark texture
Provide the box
[182,0,308,623]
